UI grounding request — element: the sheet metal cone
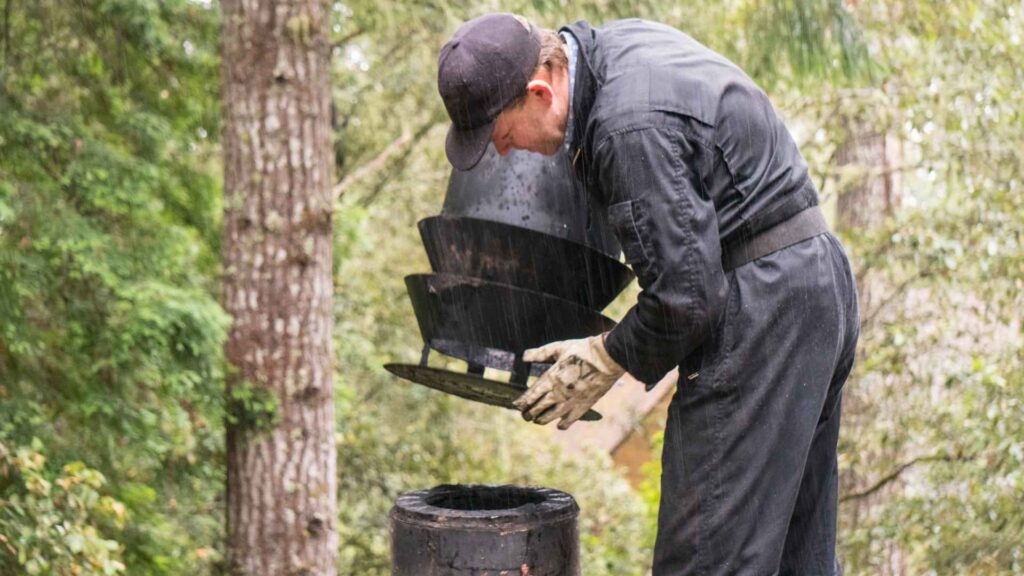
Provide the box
[418,215,634,311]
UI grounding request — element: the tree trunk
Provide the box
[834,121,902,328]
[834,120,906,575]
[835,124,901,234]
[221,1,336,574]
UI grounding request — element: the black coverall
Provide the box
[562,20,860,575]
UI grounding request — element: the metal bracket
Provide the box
[509,355,531,389]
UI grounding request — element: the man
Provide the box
[437,13,859,575]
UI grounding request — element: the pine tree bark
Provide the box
[221,1,336,574]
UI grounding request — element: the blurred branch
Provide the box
[858,268,924,332]
[816,149,839,203]
[851,234,899,287]
[840,451,960,503]
[333,130,414,200]
[332,110,442,203]
[2,0,11,72]
[333,28,363,49]
[356,114,444,207]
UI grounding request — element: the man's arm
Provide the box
[596,123,729,386]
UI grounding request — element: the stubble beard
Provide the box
[541,114,569,155]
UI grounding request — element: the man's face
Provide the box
[490,80,567,157]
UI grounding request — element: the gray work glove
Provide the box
[512,333,626,430]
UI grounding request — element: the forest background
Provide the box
[0,0,1021,574]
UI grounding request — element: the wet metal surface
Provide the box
[390,484,581,575]
[384,364,601,421]
[406,273,617,356]
[443,147,620,257]
[419,215,633,310]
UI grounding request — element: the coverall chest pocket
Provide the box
[607,200,657,286]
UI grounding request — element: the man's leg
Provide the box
[653,234,857,575]
[778,391,843,576]
[780,234,860,575]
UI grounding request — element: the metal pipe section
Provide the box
[390,484,580,576]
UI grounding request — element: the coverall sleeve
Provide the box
[597,126,729,387]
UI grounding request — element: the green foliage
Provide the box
[818,2,1023,573]
[739,0,879,88]
[636,430,664,552]
[0,441,126,575]
[0,0,226,573]
[226,381,281,435]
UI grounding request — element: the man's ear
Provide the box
[526,79,554,105]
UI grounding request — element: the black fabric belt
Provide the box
[721,206,830,272]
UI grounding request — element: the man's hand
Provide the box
[512,334,626,430]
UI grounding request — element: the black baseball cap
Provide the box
[438,13,542,171]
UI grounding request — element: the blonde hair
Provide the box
[510,15,568,71]
[504,23,568,109]
[536,28,568,72]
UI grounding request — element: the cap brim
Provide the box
[445,121,494,171]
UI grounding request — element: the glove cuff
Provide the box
[588,334,626,377]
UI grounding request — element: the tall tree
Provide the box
[221,1,337,574]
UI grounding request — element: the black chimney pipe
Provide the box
[390,484,580,576]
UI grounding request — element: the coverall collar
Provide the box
[559,21,601,181]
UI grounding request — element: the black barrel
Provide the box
[390,484,580,576]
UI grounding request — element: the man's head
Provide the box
[438,13,571,170]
